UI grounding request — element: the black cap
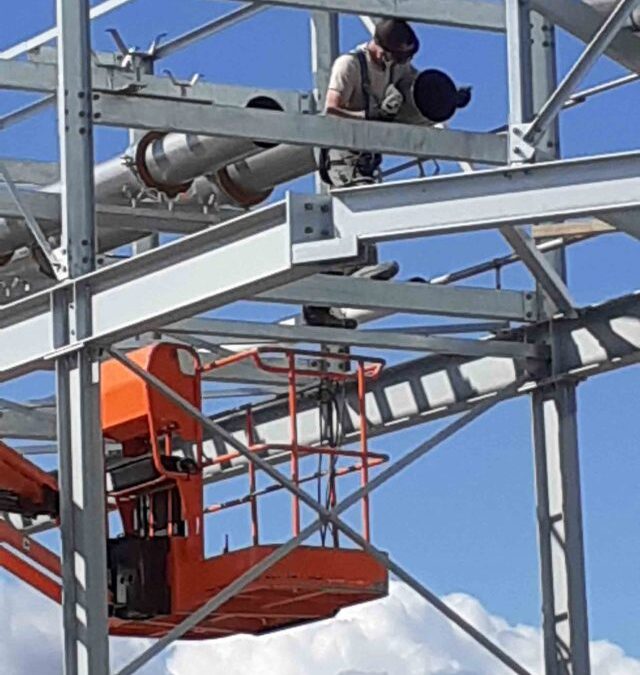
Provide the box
[412,69,458,123]
[374,19,419,58]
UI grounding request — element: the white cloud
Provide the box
[2,577,640,675]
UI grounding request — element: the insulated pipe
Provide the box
[584,0,640,29]
[211,144,317,207]
[0,97,284,259]
[137,96,283,197]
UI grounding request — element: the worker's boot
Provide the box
[303,305,357,329]
[303,260,400,329]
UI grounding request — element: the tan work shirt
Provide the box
[326,45,417,113]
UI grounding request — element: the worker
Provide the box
[306,19,471,328]
[318,18,471,188]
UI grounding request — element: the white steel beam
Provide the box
[532,384,592,674]
[0,199,345,381]
[310,8,339,193]
[220,0,506,32]
[503,0,576,317]
[93,92,508,164]
[0,151,639,379]
[330,151,640,242]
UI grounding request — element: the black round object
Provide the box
[246,96,284,149]
[412,69,458,123]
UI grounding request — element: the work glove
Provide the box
[456,86,472,109]
[378,83,404,119]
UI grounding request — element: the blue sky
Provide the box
[0,0,639,670]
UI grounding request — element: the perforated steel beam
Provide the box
[532,384,591,674]
[203,292,640,461]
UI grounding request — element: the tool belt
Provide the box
[318,148,382,187]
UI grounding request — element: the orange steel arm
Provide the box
[0,519,62,603]
[0,440,59,518]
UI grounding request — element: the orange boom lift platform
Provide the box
[0,343,388,639]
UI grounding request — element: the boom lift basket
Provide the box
[1,343,389,640]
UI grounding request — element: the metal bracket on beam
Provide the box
[509,124,537,162]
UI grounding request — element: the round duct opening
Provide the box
[246,96,284,149]
[412,69,459,124]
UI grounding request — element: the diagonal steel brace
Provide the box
[0,162,66,280]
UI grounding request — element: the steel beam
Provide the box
[0,398,57,440]
[532,385,591,674]
[523,11,591,673]
[0,56,307,112]
[0,96,55,131]
[93,92,507,164]
[500,222,576,317]
[310,8,339,192]
[503,1,576,317]
[165,317,543,359]
[1,150,640,380]
[0,198,347,381]
[0,159,59,185]
[330,151,640,241]
[3,291,639,535]
[218,0,506,32]
[0,187,222,254]
[531,0,640,75]
[256,275,539,321]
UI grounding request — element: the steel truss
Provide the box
[0,2,639,675]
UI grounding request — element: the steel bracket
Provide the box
[509,124,537,162]
[288,193,359,266]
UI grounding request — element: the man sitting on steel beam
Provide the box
[305,19,471,329]
[318,18,472,188]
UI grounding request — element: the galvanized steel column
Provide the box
[530,9,591,675]
[55,1,109,674]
